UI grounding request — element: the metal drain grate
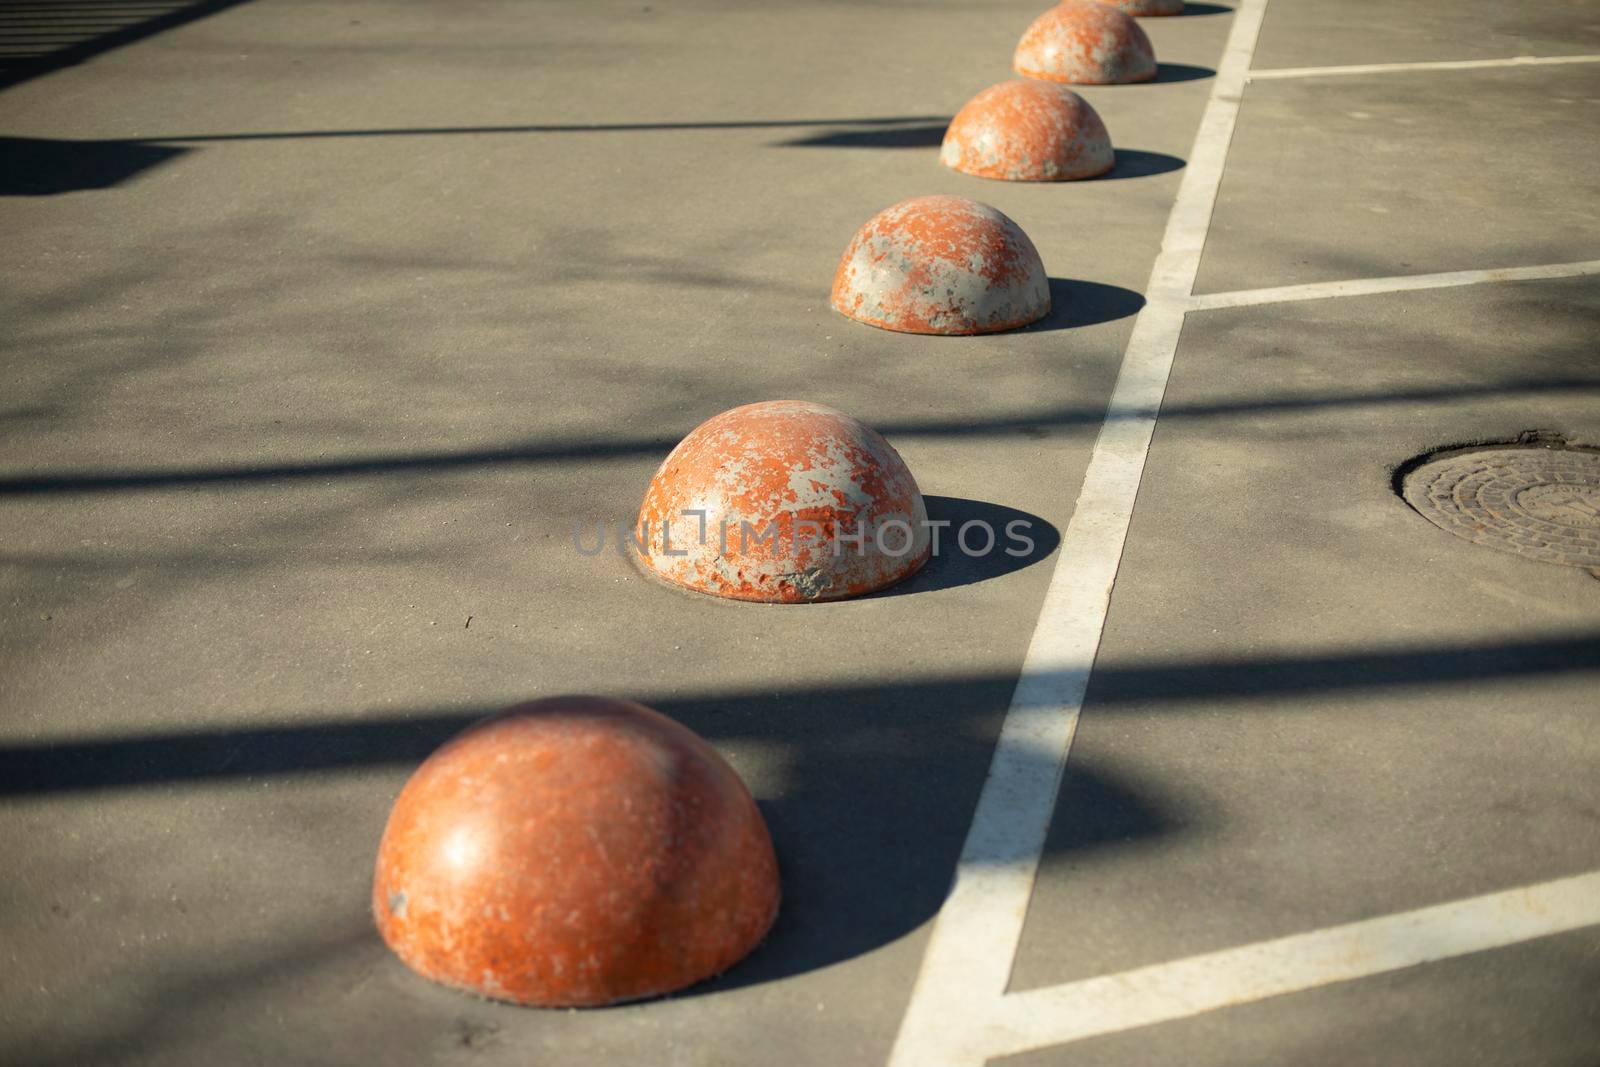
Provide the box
[1401,445,1600,569]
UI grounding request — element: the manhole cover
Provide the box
[1401,445,1600,568]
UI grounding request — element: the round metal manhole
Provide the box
[1401,445,1600,569]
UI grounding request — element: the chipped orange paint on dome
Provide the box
[1014,0,1158,85]
[1106,0,1184,14]
[942,79,1114,182]
[831,195,1050,335]
[373,697,780,1007]
[635,401,930,602]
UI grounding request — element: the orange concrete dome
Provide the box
[1107,0,1184,14]
[831,195,1050,334]
[1013,1,1158,85]
[373,697,780,1007]
[941,79,1114,181]
[635,401,930,602]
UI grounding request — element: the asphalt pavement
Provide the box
[2,1,1596,1065]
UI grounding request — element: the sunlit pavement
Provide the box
[1,2,1596,1064]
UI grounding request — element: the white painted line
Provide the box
[1189,259,1600,311]
[1249,53,1600,81]
[985,869,1600,1056]
[884,2,1271,1066]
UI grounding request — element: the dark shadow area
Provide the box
[1082,633,1600,705]
[0,115,953,194]
[1027,277,1147,331]
[869,496,1061,597]
[0,632,1594,986]
[700,756,1169,996]
[0,136,189,196]
[0,0,256,92]
[1178,2,1233,14]
[0,434,679,494]
[5,634,1595,798]
[0,122,1169,197]
[776,123,948,149]
[1100,148,1185,180]
[142,115,954,142]
[1152,62,1216,83]
[0,126,1172,195]
[4,378,1598,496]
[0,674,1170,990]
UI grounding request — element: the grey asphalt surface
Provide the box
[2,1,1597,1065]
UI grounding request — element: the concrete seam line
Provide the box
[884,2,1271,1065]
[1187,259,1600,311]
[985,869,1600,1055]
[1248,53,1600,80]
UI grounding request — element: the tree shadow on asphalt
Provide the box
[0,129,1179,195]
[0,115,953,195]
[8,634,1596,799]
[147,115,957,142]
[6,377,1599,496]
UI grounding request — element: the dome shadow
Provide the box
[1025,278,1147,332]
[867,496,1062,597]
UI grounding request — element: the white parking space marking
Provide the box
[1249,53,1600,80]
[1189,260,1600,311]
[886,1,1272,1065]
[990,869,1600,1056]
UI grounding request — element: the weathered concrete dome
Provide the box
[373,697,779,1007]
[636,401,930,602]
[1014,0,1159,85]
[831,195,1050,334]
[1108,0,1184,15]
[942,79,1115,181]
